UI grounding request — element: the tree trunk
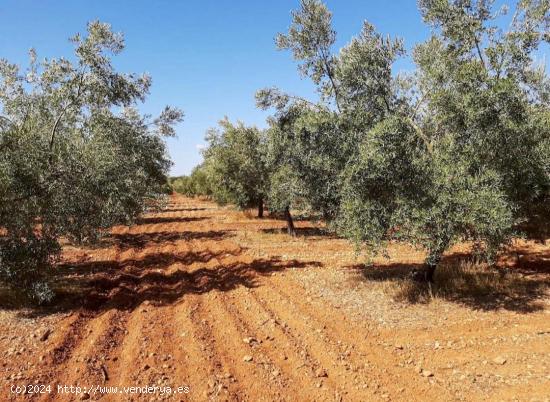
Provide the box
[258,199,264,218]
[423,245,446,282]
[425,261,438,283]
[285,206,296,237]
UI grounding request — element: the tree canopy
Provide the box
[195,0,550,281]
[201,119,269,217]
[0,21,183,302]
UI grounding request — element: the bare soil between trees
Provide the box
[0,194,549,401]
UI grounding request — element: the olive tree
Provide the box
[202,119,269,217]
[260,0,549,281]
[413,0,550,278]
[171,163,215,198]
[0,21,183,302]
[339,0,549,280]
[261,106,333,235]
[257,0,406,235]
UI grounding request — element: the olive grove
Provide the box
[190,0,549,281]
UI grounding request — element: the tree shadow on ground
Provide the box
[46,254,322,314]
[1,228,323,315]
[345,250,549,313]
[101,230,234,250]
[136,216,207,224]
[162,207,210,212]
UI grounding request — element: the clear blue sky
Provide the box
[0,1,443,175]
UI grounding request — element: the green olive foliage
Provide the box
[201,119,269,217]
[170,164,214,198]
[259,0,549,280]
[0,21,183,302]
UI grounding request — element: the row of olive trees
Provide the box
[0,22,183,302]
[170,164,214,199]
[181,0,549,282]
[172,119,301,234]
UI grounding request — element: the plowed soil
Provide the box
[1,194,549,401]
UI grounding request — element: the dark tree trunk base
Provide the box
[258,199,264,218]
[285,207,296,237]
[425,264,436,283]
[411,264,437,283]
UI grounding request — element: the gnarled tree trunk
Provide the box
[285,206,296,237]
[423,240,449,282]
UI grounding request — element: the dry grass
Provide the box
[386,261,537,305]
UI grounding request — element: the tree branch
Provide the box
[406,117,433,154]
[49,109,67,151]
[412,91,427,120]
[320,49,342,113]
[474,36,487,71]
[286,94,323,109]
[49,68,86,154]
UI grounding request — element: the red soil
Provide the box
[0,194,548,401]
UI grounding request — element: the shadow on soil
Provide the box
[0,228,323,315]
[345,250,549,313]
[50,256,321,314]
[136,216,207,224]
[102,230,234,250]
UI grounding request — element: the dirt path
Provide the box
[0,194,548,401]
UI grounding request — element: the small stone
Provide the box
[243,355,253,362]
[394,344,403,350]
[243,337,256,345]
[493,357,507,365]
[142,364,150,371]
[315,368,328,378]
[80,393,90,400]
[422,370,434,377]
[39,329,52,342]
